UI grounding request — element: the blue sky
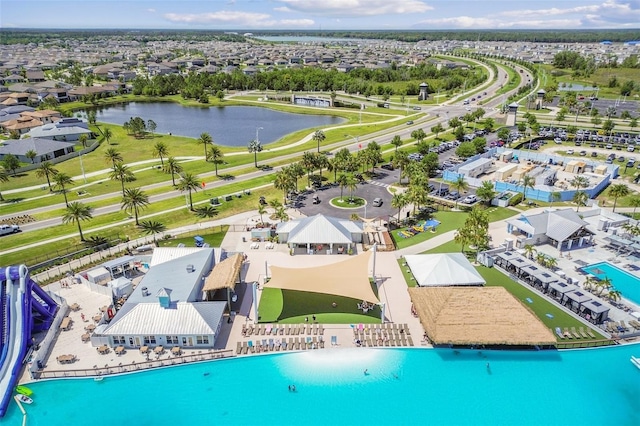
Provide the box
[2,0,640,30]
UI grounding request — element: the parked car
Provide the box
[372,197,383,207]
[406,120,414,125]
[566,149,574,155]
[413,106,422,110]
[381,163,394,171]
[446,191,460,200]
[462,195,478,204]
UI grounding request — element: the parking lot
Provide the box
[294,170,400,220]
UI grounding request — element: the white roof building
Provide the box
[100,248,227,349]
[405,253,486,287]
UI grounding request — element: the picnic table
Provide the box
[115,346,126,355]
[154,345,164,355]
[85,324,96,332]
[140,345,150,354]
[97,345,109,354]
[69,303,80,311]
[81,333,91,343]
[59,317,72,331]
[93,315,102,323]
[171,346,182,355]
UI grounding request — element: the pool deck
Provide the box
[19,206,640,384]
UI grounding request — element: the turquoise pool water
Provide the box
[583,262,640,305]
[4,346,640,425]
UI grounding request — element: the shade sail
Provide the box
[264,251,378,303]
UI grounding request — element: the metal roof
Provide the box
[278,213,363,244]
[150,247,211,266]
[102,301,226,336]
[0,137,75,156]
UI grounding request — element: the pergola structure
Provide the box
[202,253,244,309]
[408,286,556,347]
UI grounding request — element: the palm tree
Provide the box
[391,192,408,223]
[198,132,212,159]
[584,275,597,292]
[177,173,200,210]
[274,169,295,202]
[573,190,588,212]
[523,244,536,260]
[140,220,166,246]
[597,277,613,296]
[301,151,317,187]
[312,130,326,153]
[102,127,113,145]
[79,134,88,148]
[52,172,74,206]
[608,183,630,212]
[549,191,562,208]
[152,141,169,167]
[110,162,135,196]
[520,174,536,202]
[545,256,558,270]
[258,204,267,224]
[163,157,183,186]
[630,196,640,219]
[607,288,622,303]
[450,175,468,208]
[121,187,149,226]
[345,174,358,202]
[194,205,219,219]
[570,175,589,191]
[25,149,37,164]
[288,162,305,190]
[62,201,93,241]
[104,147,123,170]
[248,139,263,168]
[393,150,410,184]
[475,181,496,206]
[536,252,547,266]
[337,173,349,200]
[35,161,58,192]
[390,135,403,152]
[207,145,224,176]
[0,165,8,201]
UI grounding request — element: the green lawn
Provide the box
[158,225,229,248]
[392,207,517,250]
[258,287,381,324]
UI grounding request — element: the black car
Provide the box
[447,191,460,200]
[381,163,394,171]
[437,188,449,197]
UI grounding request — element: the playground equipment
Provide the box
[0,265,57,417]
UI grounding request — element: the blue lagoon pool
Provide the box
[583,262,640,305]
[4,346,640,425]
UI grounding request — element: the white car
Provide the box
[566,149,574,155]
[462,195,477,204]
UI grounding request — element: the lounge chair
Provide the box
[272,325,278,335]
[563,327,573,339]
[275,339,281,351]
[366,337,373,347]
[570,327,582,339]
[289,338,295,349]
[318,324,324,335]
[242,341,249,354]
[268,339,275,351]
[318,336,325,348]
[312,337,318,349]
[313,324,318,335]
[401,336,408,346]
[407,336,414,346]
[294,338,300,350]
[248,340,255,354]
[265,324,272,335]
[284,324,290,335]
[262,339,268,351]
[578,327,589,339]
[585,328,597,338]
[281,339,288,350]
[236,342,243,355]
[306,337,312,349]
[620,321,630,331]
[331,335,337,347]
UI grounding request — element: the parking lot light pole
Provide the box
[256,126,264,145]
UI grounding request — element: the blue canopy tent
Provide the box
[194,236,204,247]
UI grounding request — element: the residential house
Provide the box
[0,137,76,163]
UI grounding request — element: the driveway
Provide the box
[296,169,401,220]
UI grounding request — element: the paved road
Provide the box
[2,59,532,244]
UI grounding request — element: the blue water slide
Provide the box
[0,265,57,417]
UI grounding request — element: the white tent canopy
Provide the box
[405,253,486,287]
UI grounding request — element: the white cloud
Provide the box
[415,16,582,29]
[276,0,433,16]
[500,5,600,18]
[164,11,271,24]
[164,10,314,28]
[147,8,156,13]
[273,6,293,12]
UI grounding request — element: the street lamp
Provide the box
[344,134,359,146]
[256,126,264,145]
[78,151,87,183]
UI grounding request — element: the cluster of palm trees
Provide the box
[523,244,559,269]
[583,275,621,303]
[273,145,384,203]
[454,207,490,255]
[197,132,225,176]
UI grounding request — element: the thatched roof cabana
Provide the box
[203,253,243,295]
[408,286,556,346]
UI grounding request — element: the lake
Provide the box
[92,103,345,147]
